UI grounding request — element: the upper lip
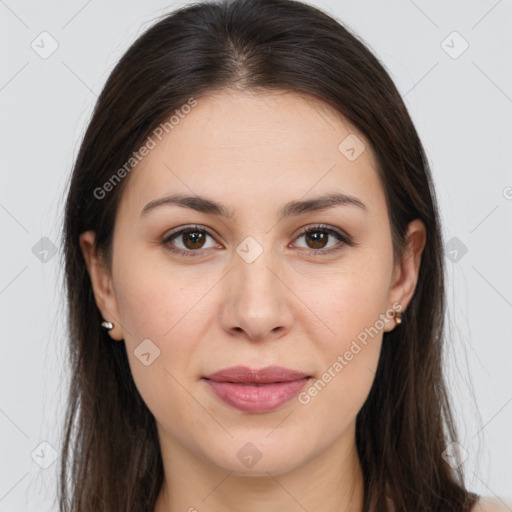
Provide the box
[203,365,310,384]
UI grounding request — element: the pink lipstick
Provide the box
[202,365,311,413]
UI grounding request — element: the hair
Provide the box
[60,0,481,510]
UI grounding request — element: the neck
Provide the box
[154,423,365,512]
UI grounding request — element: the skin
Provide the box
[80,89,427,512]
[473,498,512,512]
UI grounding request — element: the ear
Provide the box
[79,231,124,341]
[383,219,426,332]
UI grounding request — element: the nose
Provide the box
[220,246,294,342]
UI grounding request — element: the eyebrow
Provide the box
[140,191,367,221]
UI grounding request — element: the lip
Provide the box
[203,365,310,383]
[202,365,312,413]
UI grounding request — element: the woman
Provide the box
[60,0,508,510]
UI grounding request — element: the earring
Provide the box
[395,312,403,325]
[101,320,114,330]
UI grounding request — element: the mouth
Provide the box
[212,382,288,386]
[201,366,312,413]
[202,365,311,384]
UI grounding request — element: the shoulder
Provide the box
[471,496,512,512]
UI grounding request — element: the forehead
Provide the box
[118,89,383,217]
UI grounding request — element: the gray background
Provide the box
[1,0,511,510]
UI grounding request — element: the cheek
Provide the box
[295,256,392,347]
[113,243,214,341]
[293,272,385,446]
[111,251,203,396]
[307,277,383,405]
[291,254,391,411]
[115,266,207,432]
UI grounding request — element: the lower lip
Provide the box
[203,377,311,413]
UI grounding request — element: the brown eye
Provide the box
[180,229,207,250]
[293,224,353,255]
[304,230,329,249]
[162,225,219,256]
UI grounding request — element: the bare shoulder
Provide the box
[472,496,512,512]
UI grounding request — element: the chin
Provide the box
[206,441,306,476]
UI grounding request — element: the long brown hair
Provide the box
[60,0,480,510]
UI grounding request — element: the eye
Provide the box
[292,224,353,255]
[161,225,219,257]
[161,223,354,258]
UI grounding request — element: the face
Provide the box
[80,89,425,477]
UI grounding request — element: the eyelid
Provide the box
[162,224,215,241]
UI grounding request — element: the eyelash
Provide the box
[161,223,354,258]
